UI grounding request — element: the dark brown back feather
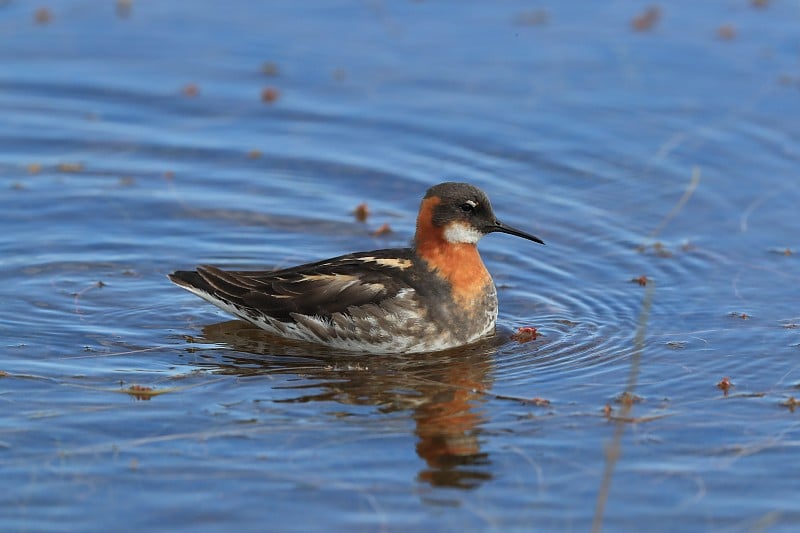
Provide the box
[173,248,418,322]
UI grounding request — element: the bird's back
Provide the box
[169,247,496,353]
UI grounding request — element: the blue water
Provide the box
[2,1,800,531]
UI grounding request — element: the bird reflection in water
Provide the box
[195,319,500,490]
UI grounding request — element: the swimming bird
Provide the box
[169,182,544,353]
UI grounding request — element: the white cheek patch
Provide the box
[443,222,483,244]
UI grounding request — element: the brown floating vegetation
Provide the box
[116,0,132,18]
[488,390,551,406]
[261,62,279,76]
[525,397,550,407]
[34,7,52,24]
[514,10,549,27]
[717,376,733,395]
[781,397,798,412]
[261,87,280,103]
[631,275,649,287]
[652,242,672,257]
[631,6,661,32]
[717,25,737,41]
[123,384,159,401]
[247,149,263,159]
[372,223,392,237]
[635,241,676,257]
[615,391,643,406]
[352,202,370,222]
[181,83,199,97]
[27,163,42,174]
[729,312,750,320]
[57,162,84,173]
[511,326,539,343]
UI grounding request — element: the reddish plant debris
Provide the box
[247,149,263,159]
[126,384,157,401]
[181,83,199,97]
[514,10,549,27]
[57,162,83,173]
[116,0,132,18]
[631,275,649,286]
[34,7,52,24]
[616,391,643,406]
[261,62,279,76]
[511,326,539,343]
[602,404,613,417]
[261,87,280,103]
[652,241,672,257]
[636,242,675,257]
[525,397,550,407]
[27,163,42,174]
[631,6,661,32]
[353,202,370,222]
[729,312,750,320]
[372,223,392,237]
[717,376,733,395]
[717,25,736,40]
[781,396,798,412]
[163,170,175,180]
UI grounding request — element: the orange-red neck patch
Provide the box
[415,196,491,304]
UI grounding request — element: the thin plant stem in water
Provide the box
[649,166,701,239]
[592,279,655,533]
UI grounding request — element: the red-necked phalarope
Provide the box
[169,182,544,353]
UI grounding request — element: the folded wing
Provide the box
[169,249,415,322]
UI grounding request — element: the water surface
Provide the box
[2,1,800,531]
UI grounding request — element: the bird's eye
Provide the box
[460,201,477,213]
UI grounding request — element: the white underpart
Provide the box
[443,221,483,244]
[175,283,473,354]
